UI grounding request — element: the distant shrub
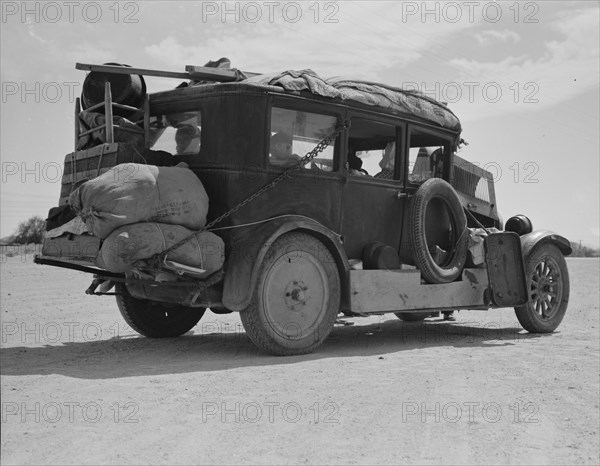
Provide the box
[13,216,46,245]
[570,242,600,258]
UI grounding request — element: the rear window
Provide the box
[149,111,202,156]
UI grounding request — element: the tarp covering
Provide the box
[244,70,461,132]
[46,216,89,238]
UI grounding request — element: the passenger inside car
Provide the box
[175,124,201,155]
[269,132,301,166]
[374,142,395,179]
[347,144,368,176]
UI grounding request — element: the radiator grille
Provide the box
[451,155,495,208]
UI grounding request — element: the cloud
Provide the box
[144,3,478,83]
[474,29,521,46]
[26,19,46,44]
[449,7,599,120]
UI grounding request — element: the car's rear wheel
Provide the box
[514,243,569,333]
[240,232,341,356]
[115,283,205,337]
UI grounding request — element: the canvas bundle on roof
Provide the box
[73,62,461,133]
[243,70,461,133]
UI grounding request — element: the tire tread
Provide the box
[115,284,204,338]
[240,232,340,356]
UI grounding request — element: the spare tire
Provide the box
[409,178,468,284]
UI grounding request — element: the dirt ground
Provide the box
[1,256,598,465]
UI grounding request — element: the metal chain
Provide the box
[146,119,349,270]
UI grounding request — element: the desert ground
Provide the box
[1,255,598,465]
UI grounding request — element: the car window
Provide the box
[270,107,336,170]
[408,128,449,184]
[347,118,398,179]
[149,111,202,156]
[408,146,444,183]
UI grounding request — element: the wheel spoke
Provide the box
[536,263,544,277]
[543,297,554,317]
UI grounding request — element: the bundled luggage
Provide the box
[58,143,173,206]
[77,112,145,151]
[97,222,224,275]
[45,156,221,279]
[69,162,209,239]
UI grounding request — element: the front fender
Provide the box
[520,230,572,258]
[222,215,349,311]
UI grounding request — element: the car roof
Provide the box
[150,70,462,135]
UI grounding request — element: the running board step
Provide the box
[350,268,490,314]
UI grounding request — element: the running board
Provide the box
[350,268,491,314]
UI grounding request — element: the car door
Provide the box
[340,115,407,260]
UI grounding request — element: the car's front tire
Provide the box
[514,243,569,333]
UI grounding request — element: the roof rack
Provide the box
[73,61,262,151]
[75,62,260,82]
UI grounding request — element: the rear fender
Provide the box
[222,215,349,311]
[520,231,572,258]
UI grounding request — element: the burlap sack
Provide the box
[97,222,224,274]
[69,163,208,238]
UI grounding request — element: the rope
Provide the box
[463,207,491,235]
[193,234,204,270]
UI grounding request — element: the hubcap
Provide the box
[529,255,562,319]
[284,281,309,311]
[261,250,329,340]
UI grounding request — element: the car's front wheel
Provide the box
[240,232,341,356]
[514,243,569,333]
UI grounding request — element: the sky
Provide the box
[1,0,599,247]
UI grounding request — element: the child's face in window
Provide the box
[272,141,292,158]
[175,127,200,154]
